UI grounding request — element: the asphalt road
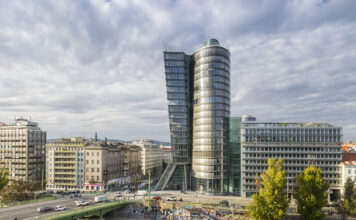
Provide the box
[0,194,98,220]
[0,192,144,220]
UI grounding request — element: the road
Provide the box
[0,194,99,220]
[0,192,144,220]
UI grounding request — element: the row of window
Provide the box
[195,69,229,80]
[168,105,187,112]
[244,146,340,153]
[195,62,230,72]
[168,100,186,105]
[195,55,229,66]
[169,112,187,119]
[194,47,230,60]
[244,135,341,143]
[166,73,185,80]
[195,75,230,85]
[245,128,340,135]
[194,96,230,105]
[167,86,185,93]
[164,53,184,60]
[166,80,185,86]
[167,93,186,100]
[194,82,230,92]
[170,125,188,131]
[244,153,341,159]
[165,60,185,67]
[165,67,185,73]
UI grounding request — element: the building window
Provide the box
[97,176,99,181]
[86,160,89,164]
[97,160,100,164]
[97,168,100,172]
[349,169,351,174]
[97,152,100,156]
[91,168,94,172]
[92,160,94,164]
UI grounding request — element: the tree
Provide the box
[1,180,31,204]
[0,166,9,191]
[294,166,329,220]
[247,158,289,220]
[338,177,356,220]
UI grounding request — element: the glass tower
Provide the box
[156,39,230,194]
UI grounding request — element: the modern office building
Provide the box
[228,117,242,196]
[0,118,46,184]
[155,39,230,194]
[240,116,343,201]
[46,137,86,191]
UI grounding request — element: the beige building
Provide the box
[0,118,46,184]
[46,137,86,191]
[133,140,163,178]
[121,145,141,183]
[84,141,122,192]
[161,145,172,163]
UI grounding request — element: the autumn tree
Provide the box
[338,177,356,220]
[0,166,9,191]
[247,158,289,220]
[1,180,33,204]
[294,166,329,220]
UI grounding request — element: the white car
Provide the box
[54,205,66,211]
[114,192,122,197]
[167,196,177,201]
[75,200,89,206]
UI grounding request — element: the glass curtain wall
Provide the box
[191,39,231,194]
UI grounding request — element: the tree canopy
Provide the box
[338,177,356,220]
[247,158,289,220]
[294,166,329,220]
[0,166,9,191]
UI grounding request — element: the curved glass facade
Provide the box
[192,41,230,194]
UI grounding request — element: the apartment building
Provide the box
[84,141,122,192]
[46,137,86,191]
[134,140,163,178]
[240,116,343,201]
[342,153,356,184]
[0,118,46,183]
[121,145,141,183]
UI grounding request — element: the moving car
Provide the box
[114,192,122,197]
[54,205,66,211]
[37,206,54,213]
[167,196,177,201]
[151,196,162,200]
[75,200,90,206]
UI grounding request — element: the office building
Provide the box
[0,118,46,184]
[228,117,242,196]
[46,137,86,191]
[134,140,163,179]
[155,39,230,194]
[240,116,343,201]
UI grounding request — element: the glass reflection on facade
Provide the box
[192,39,231,194]
[157,39,231,195]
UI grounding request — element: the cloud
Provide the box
[0,0,355,141]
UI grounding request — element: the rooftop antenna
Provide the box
[95,132,98,142]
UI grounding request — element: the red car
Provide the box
[151,196,162,200]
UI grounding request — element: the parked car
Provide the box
[167,196,177,201]
[54,205,66,211]
[37,206,54,213]
[152,196,162,200]
[75,200,90,206]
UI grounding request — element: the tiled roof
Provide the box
[343,153,356,166]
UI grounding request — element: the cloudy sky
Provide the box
[0,0,355,141]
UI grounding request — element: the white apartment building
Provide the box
[342,153,356,184]
[133,140,163,178]
[240,116,343,201]
[46,137,86,191]
[0,118,46,184]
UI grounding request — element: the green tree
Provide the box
[338,177,356,220]
[0,166,9,191]
[247,158,289,220]
[294,166,329,220]
[1,180,31,204]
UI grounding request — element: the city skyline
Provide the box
[0,0,355,141]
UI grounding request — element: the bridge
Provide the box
[42,200,140,220]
